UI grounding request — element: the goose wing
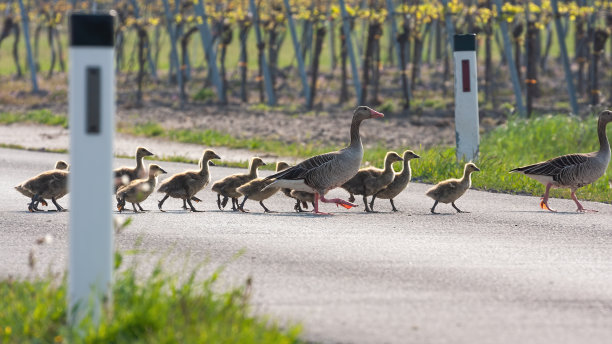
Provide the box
[265,152,338,181]
[510,153,588,177]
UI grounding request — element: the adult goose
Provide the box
[426,162,480,214]
[114,147,154,191]
[117,164,167,213]
[211,157,266,211]
[370,150,420,212]
[157,149,221,212]
[15,160,69,211]
[510,110,612,212]
[262,106,384,214]
[341,151,404,212]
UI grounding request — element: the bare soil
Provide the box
[0,70,515,152]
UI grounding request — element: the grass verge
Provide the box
[2,110,611,202]
[0,110,68,128]
[0,254,301,343]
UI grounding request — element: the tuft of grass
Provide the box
[0,110,68,128]
[192,87,216,102]
[0,259,302,343]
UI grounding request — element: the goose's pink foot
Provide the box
[320,196,358,209]
[540,183,557,212]
[572,191,597,213]
[312,193,333,215]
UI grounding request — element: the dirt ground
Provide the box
[0,69,518,152]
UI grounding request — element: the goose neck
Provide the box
[199,159,210,175]
[249,164,259,178]
[597,117,610,154]
[400,160,411,177]
[349,117,364,147]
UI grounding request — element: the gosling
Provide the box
[211,157,266,211]
[157,150,221,212]
[341,151,404,212]
[425,162,480,214]
[236,161,289,212]
[116,164,167,213]
[370,150,420,212]
[15,160,69,211]
[289,190,315,212]
[16,164,69,212]
[114,146,154,191]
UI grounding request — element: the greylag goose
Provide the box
[211,157,266,211]
[510,110,612,212]
[426,162,480,214]
[289,190,315,211]
[370,150,420,212]
[262,106,384,214]
[157,149,221,212]
[16,167,69,212]
[341,151,404,212]
[237,161,290,212]
[114,146,154,191]
[15,160,69,211]
[116,164,167,213]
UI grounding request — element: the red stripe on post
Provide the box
[462,60,470,92]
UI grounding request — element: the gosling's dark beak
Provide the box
[474,167,481,172]
[161,168,168,174]
[214,154,222,160]
[398,157,404,162]
[261,162,267,166]
[413,153,421,159]
[208,161,216,166]
[145,150,154,157]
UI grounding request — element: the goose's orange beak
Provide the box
[369,109,384,118]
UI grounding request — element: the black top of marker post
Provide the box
[454,34,476,52]
[70,13,115,47]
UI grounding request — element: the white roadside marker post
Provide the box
[453,34,480,162]
[68,13,115,323]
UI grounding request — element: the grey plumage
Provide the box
[510,110,612,212]
[262,106,384,213]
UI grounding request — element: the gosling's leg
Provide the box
[51,197,66,212]
[117,195,126,213]
[216,194,223,210]
[571,188,597,212]
[302,201,309,209]
[231,197,239,211]
[539,183,557,212]
[390,199,399,212]
[131,203,139,213]
[363,195,372,212]
[182,199,188,210]
[186,198,200,212]
[430,200,439,214]
[294,199,303,212]
[348,193,355,203]
[221,196,229,209]
[158,194,170,212]
[451,202,468,213]
[369,195,377,212]
[28,194,40,212]
[137,203,147,212]
[260,201,273,213]
[238,197,249,213]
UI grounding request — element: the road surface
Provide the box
[1,147,611,344]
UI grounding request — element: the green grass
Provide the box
[0,256,301,343]
[0,110,68,128]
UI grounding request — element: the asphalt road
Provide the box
[1,147,612,344]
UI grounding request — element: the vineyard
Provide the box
[1,0,612,134]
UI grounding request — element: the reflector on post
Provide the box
[68,12,115,323]
[453,34,479,162]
